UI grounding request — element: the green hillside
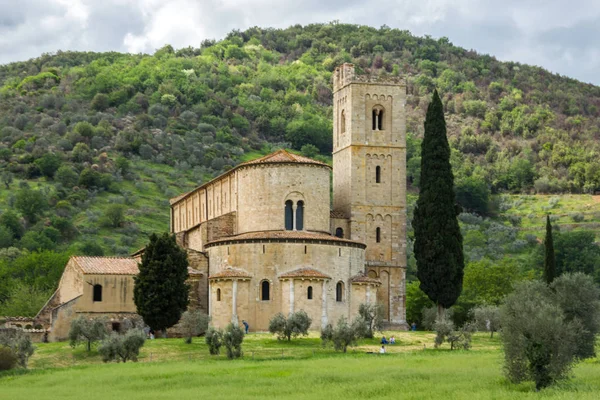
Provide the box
[1,23,600,317]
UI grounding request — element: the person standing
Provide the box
[242,320,249,334]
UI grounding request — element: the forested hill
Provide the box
[0,23,600,263]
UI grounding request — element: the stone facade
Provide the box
[31,64,407,339]
[331,63,407,327]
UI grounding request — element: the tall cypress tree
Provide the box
[413,89,464,319]
[543,215,556,284]
[134,233,190,336]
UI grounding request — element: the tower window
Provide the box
[376,227,381,243]
[336,281,344,302]
[285,200,293,230]
[340,110,346,133]
[296,201,304,230]
[261,280,270,301]
[217,288,221,301]
[372,107,384,130]
[335,227,344,238]
[307,286,313,300]
[93,284,102,302]
[375,166,381,183]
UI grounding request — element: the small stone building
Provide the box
[34,256,203,341]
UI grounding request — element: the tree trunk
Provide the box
[437,303,444,321]
[490,331,494,339]
[87,340,91,352]
[161,329,168,338]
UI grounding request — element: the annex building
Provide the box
[28,64,408,339]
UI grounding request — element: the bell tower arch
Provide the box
[332,64,408,327]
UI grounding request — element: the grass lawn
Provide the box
[1,332,599,399]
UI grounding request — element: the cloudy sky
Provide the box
[1,0,599,85]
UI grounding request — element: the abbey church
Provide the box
[25,64,408,340]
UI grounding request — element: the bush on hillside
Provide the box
[98,329,146,363]
[223,323,244,359]
[205,327,223,355]
[68,316,108,352]
[0,328,35,368]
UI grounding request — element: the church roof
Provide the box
[351,274,382,285]
[279,267,331,280]
[70,256,203,276]
[209,267,252,280]
[205,230,366,248]
[170,150,329,206]
[238,149,330,168]
[71,256,139,275]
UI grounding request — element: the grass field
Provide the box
[1,332,599,399]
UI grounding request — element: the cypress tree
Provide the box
[134,233,190,336]
[543,215,556,284]
[413,89,464,320]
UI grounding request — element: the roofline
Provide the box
[170,151,331,207]
[204,231,366,249]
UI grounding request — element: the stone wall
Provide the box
[235,164,331,234]
[207,240,366,331]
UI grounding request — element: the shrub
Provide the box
[0,329,35,368]
[320,316,363,353]
[68,316,108,352]
[268,310,312,341]
[101,204,126,228]
[569,212,585,223]
[180,310,210,344]
[472,305,501,338]
[98,330,146,363]
[500,281,580,390]
[357,303,384,338]
[0,346,17,371]
[205,327,223,355]
[421,306,453,330]
[551,273,600,359]
[223,323,244,359]
[433,318,454,348]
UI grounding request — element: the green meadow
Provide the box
[1,332,599,399]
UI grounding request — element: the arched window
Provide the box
[372,107,384,130]
[296,201,304,230]
[336,281,344,302]
[340,110,346,133]
[93,284,102,302]
[376,227,381,243]
[335,227,344,238]
[375,166,381,183]
[307,286,313,300]
[216,288,221,301]
[261,280,270,301]
[285,200,294,230]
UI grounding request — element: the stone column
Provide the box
[292,204,297,230]
[289,280,295,314]
[231,280,238,326]
[321,280,328,329]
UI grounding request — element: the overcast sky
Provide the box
[1,0,599,85]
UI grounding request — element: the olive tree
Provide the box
[500,281,580,390]
[268,310,312,341]
[223,323,244,359]
[180,310,210,344]
[205,327,223,355]
[98,329,146,363]
[68,316,108,352]
[357,303,384,339]
[320,316,364,353]
[0,328,35,368]
[472,305,501,338]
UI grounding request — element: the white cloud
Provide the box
[1,0,600,84]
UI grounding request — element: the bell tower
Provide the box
[332,64,408,327]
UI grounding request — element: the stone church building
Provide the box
[29,64,408,339]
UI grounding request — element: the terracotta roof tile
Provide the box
[279,267,331,280]
[239,149,329,168]
[209,267,252,280]
[205,230,365,248]
[72,256,139,275]
[330,210,346,219]
[351,274,382,285]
